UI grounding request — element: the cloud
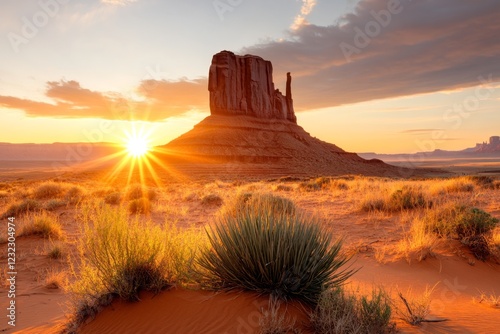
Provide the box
[291,0,317,30]
[401,129,443,134]
[101,0,137,5]
[244,0,500,111]
[0,79,208,121]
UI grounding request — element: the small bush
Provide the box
[225,193,296,218]
[74,204,171,303]
[20,212,63,239]
[2,199,41,218]
[310,288,395,334]
[388,186,429,211]
[33,182,64,199]
[104,192,121,205]
[468,175,495,189]
[65,185,85,204]
[396,284,437,325]
[198,209,354,304]
[126,184,157,201]
[441,178,475,193]
[128,198,151,214]
[397,217,438,263]
[45,199,67,211]
[299,177,331,191]
[47,242,65,259]
[45,269,67,290]
[201,194,223,206]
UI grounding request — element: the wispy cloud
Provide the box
[0,79,208,121]
[401,129,443,134]
[291,0,317,30]
[101,0,137,5]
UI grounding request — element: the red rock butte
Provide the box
[160,50,416,179]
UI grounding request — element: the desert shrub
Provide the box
[20,211,63,239]
[310,288,395,334]
[388,186,429,211]
[427,205,498,260]
[0,190,9,199]
[47,242,65,259]
[441,178,475,193]
[225,193,296,218]
[128,198,151,214]
[74,204,172,303]
[360,197,386,212]
[396,217,438,263]
[273,184,293,192]
[299,177,331,191]
[2,199,41,218]
[65,185,85,204]
[104,192,121,205]
[330,180,349,191]
[198,209,354,304]
[44,199,67,211]
[468,175,495,189]
[395,285,437,325]
[126,184,157,201]
[45,269,68,290]
[33,182,64,199]
[201,193,223,206]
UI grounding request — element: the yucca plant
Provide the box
[198,208,355,304]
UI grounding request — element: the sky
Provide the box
[0,0,499,154]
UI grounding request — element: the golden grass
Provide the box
[395,284,438,325]
[259,297,301,334]
[473,291,500,308]
[45,269,68,290]
[20,211,63,239]
[33,181,66,199]
[396,216,438,263]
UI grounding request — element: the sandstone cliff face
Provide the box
[208,50,297,123]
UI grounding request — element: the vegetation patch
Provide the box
[33,182,65,199]
[20,211,63,239]
[198,208,354,304]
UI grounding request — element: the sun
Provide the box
[126,135,149,157]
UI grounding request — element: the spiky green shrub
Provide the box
[311,288,395,334]
[198,209,354,304]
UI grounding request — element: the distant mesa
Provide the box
[162,50,410,177]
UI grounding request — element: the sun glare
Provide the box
[126,135,149,157]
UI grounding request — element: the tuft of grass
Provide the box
[44,199,67,211]
[47,241,65,259]
[395,284,438,325]
[224,193,296,218]
[388,186,430,211]
[104,192,121,205]
[65,185,86,204]
[126,184,157,201]
[201,193,223,207]
[73,204,171,302]
[128,198,151,214]
[396,217,438,263]
[198,208,355,304]
[45,269,68,290]
[310,287,395,334]
[20,212,63,239]
[33,181,64,199]
[474,291,500,308]
[298,177,331,191]
[259,297,301,334]
[2,199,41,218]
[468,175,495,189]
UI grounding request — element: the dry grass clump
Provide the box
[473,291,500,308]
[223,192,296,218]
[65,185,86,204]
[396,217,438,263]
[467,175,496,189]
[20,211,63,239]
[68,203,206,330]
[44,199,67,211]
[2,199,41,218]
[395,284,439,325]
[432,177,475,195]
[45,269,68,290]
[259,297,302,334]
[126,184,157,201]
[128,198,151,214]
[104,192,121,205]
[310,287,395,334]
[427,204,498,260]
[361,185,431,212]
[198,206,354,304]
[33,181,65,199]
[47,241,65,259]
[201,193,223,206]
[298,177,331,191]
